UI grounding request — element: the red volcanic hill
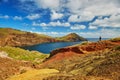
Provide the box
[45,39,120,63]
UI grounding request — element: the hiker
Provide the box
[99,36,102,41]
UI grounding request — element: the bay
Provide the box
[21,38,109,54]
[22,42,82,54]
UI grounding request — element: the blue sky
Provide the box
[0,0,120,38]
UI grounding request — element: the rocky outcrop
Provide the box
[49,47,84,58]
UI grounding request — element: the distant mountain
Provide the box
[0,28,57,47]
[56,33,87,42]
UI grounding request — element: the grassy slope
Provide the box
[41,38,120,80]
[7,69,59,80]
[0,28,87,47]
[6,48,120,80]
[0,28,55,47]
[3,37,120,80]
[0,28,25,37]
[0,28,51,38]
[42,47,120,80]
[0,46,49,80]
[0,46,49,63]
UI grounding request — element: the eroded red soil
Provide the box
[44,40,120,64]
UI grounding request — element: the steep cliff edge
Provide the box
[46,39,120,62]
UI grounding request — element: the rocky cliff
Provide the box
[0,28,57,47]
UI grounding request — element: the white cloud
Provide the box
[13,16,22,20]
[89,26,98,30]
[34,0,60,10]
[19,0,120,22]
[16,0,120,36]
[49,21,70,27]
[79,29,120,38]
[90,14,120,28]
[35,31,70,37]
[51,10,63,20]
[39,23,47,27]
[32,22,48,27]
[70,25,86,30]
[26,14,40,20]
[68,14,94,22]
[68,15,78,22]
[67,0,120,15]
[32,22,41,26]
[32,21,70,27]
[0,15,9,19]
[67,0,120,22]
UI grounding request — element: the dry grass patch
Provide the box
[7,69,59,80]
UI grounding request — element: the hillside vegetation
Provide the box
[0,28,56,47]
[0,46,49,63]
[41,38,120,80]
[7,69,59,80]
[0,28,119,80]
[0,46,49,80]
[0,28,87,47]
[6,39,120,80]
